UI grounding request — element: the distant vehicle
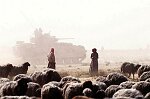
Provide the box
[13,28,86,65]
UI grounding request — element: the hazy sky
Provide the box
[0,0,150,50]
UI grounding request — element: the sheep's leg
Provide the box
[133,74,134,79]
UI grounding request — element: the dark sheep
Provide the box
[13,74,32,82]
[105,72,128,86]
[60,76,81,83]
[0,78,30,96]
[82,88,93,97]
[26,82,41,97]
[132,81,150,96]
[41,83,63,99]
[94,90,105,99]
[137,65,150,77]
[119,81,136,89]
[30,68,61,86]
[105,85,122,98]
[139,71,150,81]
[121,62,141,79]
[113,89,143,99]
[82,80,93,90]
[0,63,13,78]
[9,62,30,77]
[64,83,83,99]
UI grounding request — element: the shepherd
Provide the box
[89,48,98,76]
[47,48,56,69]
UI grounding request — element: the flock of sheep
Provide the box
[0,62,150,99]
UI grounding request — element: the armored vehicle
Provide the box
[13,28,86,65]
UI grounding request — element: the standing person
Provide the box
[89,48,98,76]
[47,48,56,69]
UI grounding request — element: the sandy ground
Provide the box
[27,63,122,82]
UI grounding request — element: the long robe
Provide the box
[47,52,56,69]
[89,52,98,76]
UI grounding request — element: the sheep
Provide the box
[9,62,30,77]
[137,65,150,77]
[119,81,136,89]
[82,88,93,97]
[0,63,13,78]
[105,72,128,86]
[64,83,83,99]
[26,82,41,97]
[0,78,30,96]
[13,74,32,82]
[139,71,150,81]
[113,89,143,99]
[94,90,105,99]
[60,76,81,83]
[121,62,141,79]
[30,68,61,86]
[105,85,122,98]
[0,78,10,84]
[41,83,63,99]
[132,81,150,96]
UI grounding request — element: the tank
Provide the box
[13,28,86,65]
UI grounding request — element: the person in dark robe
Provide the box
[89,48,98,76]
[47,48,56,69]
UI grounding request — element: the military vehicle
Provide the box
[13,28,86,65]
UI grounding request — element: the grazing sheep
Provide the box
[0,63,13,78]
[41,83,63,99]
[30,68,61,86]
[132,81,150,96]
[105,85,122,98]
[26,82,41,97]
[121,62,141,79]
[113,89,143,99]
[9,62,30,77]
[137,65,150,77]
[139,71,150,81]
[0,78,30,96]
[13,74,32,82]
[60,76,81,83]
[0,78,10,84]
[119,81,136,89]
[82,88,93,97]
[64,83,83,99]
[106,72,128,86]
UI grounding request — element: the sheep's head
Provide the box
[15,78,30,95]
[6,63,13,70]
[23,62,30,67]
